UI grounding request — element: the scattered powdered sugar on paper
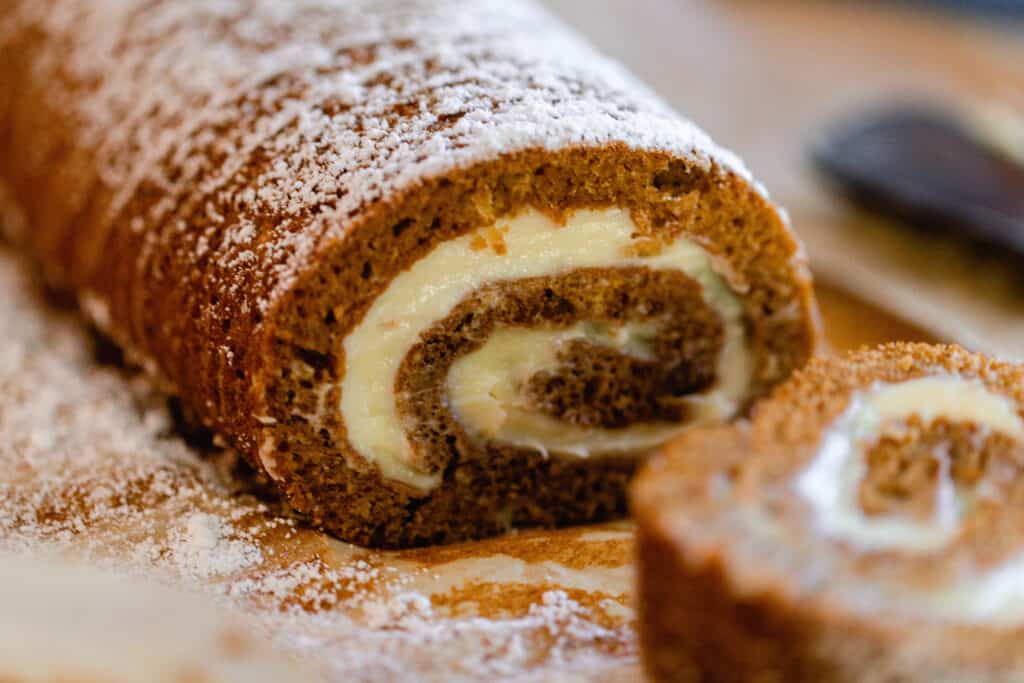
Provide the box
[0,244,638,681]
[172,512,264,579]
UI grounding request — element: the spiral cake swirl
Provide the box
[635,343,1024,682]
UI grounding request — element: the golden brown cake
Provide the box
[0,0,818,547]
[634,343,1024,682]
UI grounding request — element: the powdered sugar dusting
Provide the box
[3,0,751,319]
[0,240,638,680]
[173,512,264,579]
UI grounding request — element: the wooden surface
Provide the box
[818,281,933,352]
[546,0,1024,358]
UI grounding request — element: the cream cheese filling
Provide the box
[447,320,686,457]
[341,208,751,490]
[796,376,1024,553]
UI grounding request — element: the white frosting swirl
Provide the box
[339,208,751,490]
[796,376,1024,553]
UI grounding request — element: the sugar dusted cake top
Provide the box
[3,0,752,309]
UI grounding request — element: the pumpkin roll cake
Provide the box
[635,343,1024,682]
[0,0,817,546]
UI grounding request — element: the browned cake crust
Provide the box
[634,343,1024,682]
[0,1,818,546]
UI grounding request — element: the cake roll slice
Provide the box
[634,343,1024,682]
[0,0,818,547]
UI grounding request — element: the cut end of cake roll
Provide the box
[260,146,818,547]
[633,343,1024,683]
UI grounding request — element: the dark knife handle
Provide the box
[813,107,1024,255]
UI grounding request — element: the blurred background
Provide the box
[545,0,1024,357]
